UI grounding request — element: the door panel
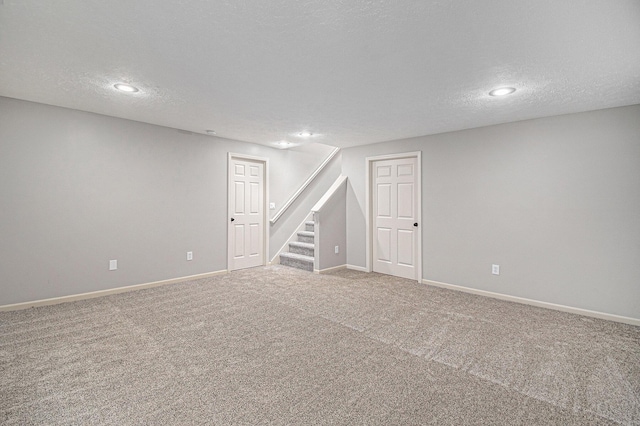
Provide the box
[397,183,413,218]
[372,157,417,279]
[229,158,264,271]
[377,165,392,177]
[377,227,392,262]
[397,229,414,266]
[234,225,245,257]
[249,223,260,256]
[250,182,260,214]
[397,164,413,176]
[377,184,392,217]
[234,182,245,213]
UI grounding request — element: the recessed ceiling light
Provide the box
[206,130,216,135]
[114,83,139,93]
[489,87,516,97]
[298,132,313,137]
[274,141,292,148]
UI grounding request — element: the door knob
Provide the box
[413,222,418,227]
[231,218,235,222]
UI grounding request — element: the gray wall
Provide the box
[315,180,347,271]
[342,105,640,319]
[3,95,639,320]
[0,97,334,305]
[268,144,338,221]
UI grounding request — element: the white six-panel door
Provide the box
[228,157,265,271]
[372,157,418,280]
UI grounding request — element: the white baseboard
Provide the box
[422,279,640,327]
[346,264,368,272]
[0,270,228,312]
[314,264,347,274]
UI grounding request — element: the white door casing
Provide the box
[228,154,268,271]
[366,152,421,281]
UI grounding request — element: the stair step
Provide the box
[297,231,314,243]
[280,252,314,272]
[289,241,314,256]
[305,221,315,232]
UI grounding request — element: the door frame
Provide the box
[365,151,422,281]
[227,152,269,272]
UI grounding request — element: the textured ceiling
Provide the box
[1,1,639,148]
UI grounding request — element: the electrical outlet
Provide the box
[187,251,193,261]
[109,260,117,271]
[492,264,500,275]
[335,245,339,254]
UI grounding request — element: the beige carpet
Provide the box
[1,265,639,425]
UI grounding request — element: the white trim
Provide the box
[346,264,368,272]
[311,175,347,213]
[228,153,269,271]
[0,270,228,312]
[314,264,347,274]
[365,151,422,282]
[270,212,313,264]
[422,279,640,327]
[313,211,320,270]
[270,147,340,224]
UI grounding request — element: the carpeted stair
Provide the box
[279,221,315,271]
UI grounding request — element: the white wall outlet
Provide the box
[109,260,117,271]
[269,202,276,210]
[186,251,193,261]
[492,264,500,275]
[335,245,339,254]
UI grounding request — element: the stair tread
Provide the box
[305,221,315,226]
[297,231,314,236]
[289,241,314,248]
[280,252,314,262]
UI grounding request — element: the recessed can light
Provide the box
[206,130,216,135]
[298,132,313,137]
[489,87,516,97]
[114,83,139,93]
[274,141,292,148]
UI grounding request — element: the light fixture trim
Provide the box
[206,130,216,135]
[489,87,516,97]
[298,132,313,137]
[114,83,139,93]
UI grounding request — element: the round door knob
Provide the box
[413,222,418,227]
[231,218,235,222]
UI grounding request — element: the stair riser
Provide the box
[289,245,314,256]
[280,256,314,271]
[297,234,314,244]
[305,224,314,232]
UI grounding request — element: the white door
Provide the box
[372,157,418,279]
[228,157,265,271]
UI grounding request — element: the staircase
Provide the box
[279,221,315,272]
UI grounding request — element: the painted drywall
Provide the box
[268,144,338,217]
[315,180,347,271]
[0,97,334,305]
[343,105,640,319]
